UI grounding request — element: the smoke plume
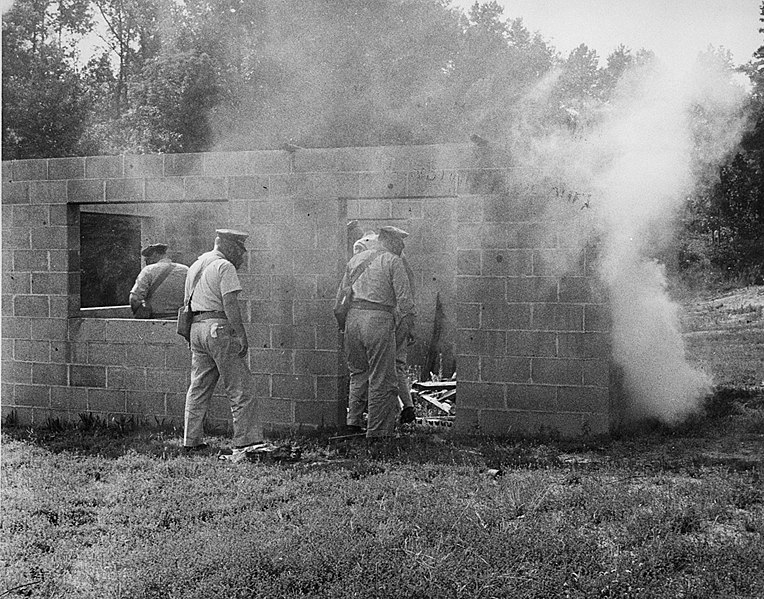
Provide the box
[515,55,749,423]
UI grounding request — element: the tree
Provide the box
[2,0,93,158]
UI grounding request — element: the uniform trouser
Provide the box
[184,319,262,447]
[345,309,399,438]
[396,326,414,409]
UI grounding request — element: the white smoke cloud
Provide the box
[516,55,749,423]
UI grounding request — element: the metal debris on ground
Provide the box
[411,375,456,427]
[218,442,302,464]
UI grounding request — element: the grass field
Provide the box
[2,287,763,599]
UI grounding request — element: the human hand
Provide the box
[237,335,249,358]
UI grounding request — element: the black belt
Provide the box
[192,311,227,322]
[350,300,394,314]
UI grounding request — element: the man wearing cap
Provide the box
[350,230,417,425]
[337,225,416,438]
[182,229,263,452]
[129,243,188,319]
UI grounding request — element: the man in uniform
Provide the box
[350,230,417,425]
[182,229,263,452]
[129,243,188,319]
[338,225,415,438]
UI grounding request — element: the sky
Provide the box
[451,0,762,67]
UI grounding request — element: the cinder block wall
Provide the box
[2,144,612,436]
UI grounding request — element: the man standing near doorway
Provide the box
[182,229,263,453]
[129,243,188,319]
[339,225,416,438]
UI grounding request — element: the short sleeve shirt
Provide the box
[130,258,189,314]
[185,250,242,312]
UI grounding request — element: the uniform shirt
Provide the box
[185,250,242,312]
[130,258,189,315]
[339,249,415,318]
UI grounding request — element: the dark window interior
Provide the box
[80,212,142,308]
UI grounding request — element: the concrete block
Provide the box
[294,400,338,427]
[105,178,145,201]
[532,304,584,332]
[228,176,270,199]
[476,410,587,438]
[506,277,558,303]
[158,368,189,393]
[165,392,185,417]
[51,386,87,410]
[2,227,31,250]
[293,250,335,276]
[125,154,164,178]
[533,249,585,277]
[557,333,609,360]
[50,340,72,363]
[272,374,315,400]
[204,151,289,176]
[456,303,481,329]
[481,356,531,383]
[557,386,609,413]
[456,196,484,224]
[316,375,339,401]
[457,169,509,196]
[87,341,127,366]
[87,388,126,413]
[145,178,185,202]
[106,366,147,390]
[316,326,341,350]
[85,156,124,179]
[293,300,334,328]
[14,250,49,271]
[123,344,165,368]
[67,179,105,203]
[476,223,512,249]
[30,180,67,204]
[559,277,592,303]
[2,316,31,339]
[165,153,203,177]
[15,384,50,407]
[32,362,68,386]
[506,331,557,357]
[582,360,611,387]
[106,319,178,343]
[48,204,77,226]
[260,397,293,425]
[481,250,532,277]
[272,325,316,350]
[165,344,191,369]
[584,305,611,332]
[517,223,558,249]
[31,318,68,340]
[126,391,166,415]
[12,205,49,228]
[407,169,459,197]
[456,277,505,303]
[2,181,30,204]
[249,348,293,375]
[3,360,32,383]
[69,364,107,387]
[391,199,423,220]
[505,384,559,411]
[12,159,48,181]
[460,329,507,356]
[249,299,294,325]
[49,157,85,180]
[14,295,50,317]
[356,198,392,220]
[68,318,108,341]
[185,177,227,201]
[481,302,532,330]
[531,357,583,386]
[31,272,68,295]
[3,272,31,294]
[457,251,481,276]
[359,172,408,198]
[294,350,338,376]
[457,382,506,409]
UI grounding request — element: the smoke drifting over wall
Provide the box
[513,56,748,423]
